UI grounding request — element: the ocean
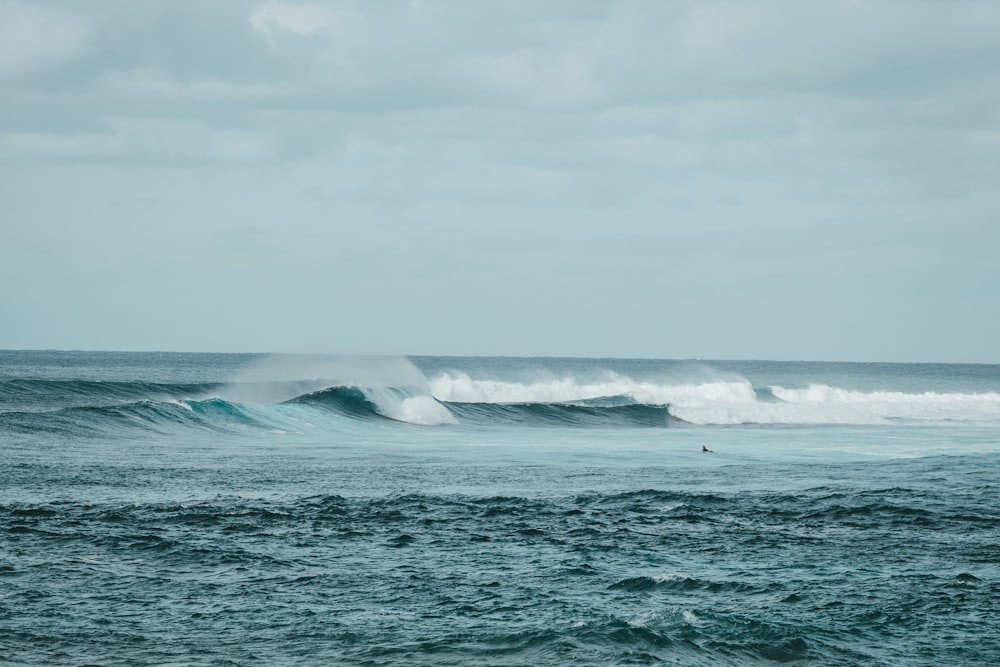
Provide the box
[1,350,997,666]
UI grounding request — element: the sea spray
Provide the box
[221,354,456,425]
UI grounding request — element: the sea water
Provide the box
[1,351,997,665]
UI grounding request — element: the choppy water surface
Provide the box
[1,351,998,665]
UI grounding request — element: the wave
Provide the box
[0,379,219,412]
[670,383,1000,426]
[4,359,999,436]
[5,381,1000,437]
[444,400,681,427]
[220,355,456,426]
[427,371,1000,426]
[0,356,459,433]
[0,397,295,438]
[289,386,455,426]
[0,388,459,439]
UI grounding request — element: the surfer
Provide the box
[702,444,712,453]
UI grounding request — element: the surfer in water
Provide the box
[702,444,712,453]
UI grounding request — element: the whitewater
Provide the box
[1,351,998,665]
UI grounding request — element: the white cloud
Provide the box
[111,119,274,162]
[595,1,1000,95]
[247,1,606,105]
[0,132,106,159]
[0,119,273,162]
[239,1,1000,114]
[457,50,604,107]
[250,2,353,42]
[0,1,91,79]
[100,69,290,102]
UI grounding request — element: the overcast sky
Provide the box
[1,0,998,361]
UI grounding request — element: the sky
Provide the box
[1,0,998,362]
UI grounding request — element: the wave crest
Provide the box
[293,386,455,426]
[428,371,1000,426]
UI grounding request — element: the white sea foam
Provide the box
[658,503,686,513]
[428,370,1000,426]
[674,384,1000,425]
[429,371,624,403]
[627,609,663,628]
[428,370,752,406]
[370,392,456,426]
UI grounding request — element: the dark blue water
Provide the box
[2,351,998,665]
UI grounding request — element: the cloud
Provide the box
[250,2,347,41]
[0,119,273,162]
[99,69,290,102]
[237,0,1000,116]
[457,50,604,107]
[0,1,91,79]
[246,1,604,107]
[592,1,1000,97]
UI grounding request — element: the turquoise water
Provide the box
[1,351,998,665]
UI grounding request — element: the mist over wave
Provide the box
[221,354,455,426]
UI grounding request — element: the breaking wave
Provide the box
[428,370,1000,426]
[3,358,999,436]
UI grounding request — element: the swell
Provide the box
[6,378,1000,437]
[288,386,387,421]
[6,369,1000,433]
[292,386,682,427]
[0,397,285,438]
[0,384,450,439]
[287,386,683,428]
[0,379,219,412]
[444,400,682,427]
[0,385,685,438]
